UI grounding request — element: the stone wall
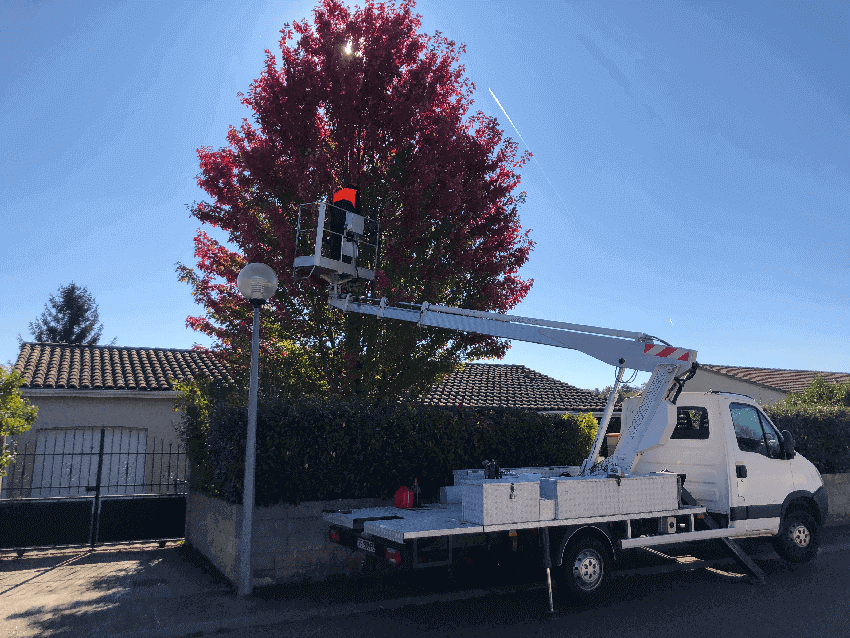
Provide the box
[185,491,391,586]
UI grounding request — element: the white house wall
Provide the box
[4,391,187,497]
[15,391,184,448]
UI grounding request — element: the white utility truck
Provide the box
[293,201,828,607]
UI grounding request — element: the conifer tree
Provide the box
[24,282,117,346]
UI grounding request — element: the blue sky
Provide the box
[1,0,848,392]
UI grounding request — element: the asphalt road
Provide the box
[203,530,850,638]
[4,527,849,637]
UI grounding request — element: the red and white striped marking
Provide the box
[644,344,691,361]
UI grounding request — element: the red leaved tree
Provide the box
[177,0,534,400]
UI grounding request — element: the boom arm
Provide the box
[329,293,698,476]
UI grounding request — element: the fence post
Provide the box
[88,428,106,548]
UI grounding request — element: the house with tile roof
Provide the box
[684,364,850,406]
[3,342,236,498]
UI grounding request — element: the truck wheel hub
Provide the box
[573,550,602,589]
[790,523,810,548]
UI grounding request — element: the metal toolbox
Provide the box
[461,479,540,526]
[616,473,679,514]
[540,476,620,518]
[540,473,678,519]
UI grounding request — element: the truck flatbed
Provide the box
[323,502,709,544]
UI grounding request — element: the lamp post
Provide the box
[236,262,278,597]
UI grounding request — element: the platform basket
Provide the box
[293,201,379,283]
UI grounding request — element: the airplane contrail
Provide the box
[489,88,569,211]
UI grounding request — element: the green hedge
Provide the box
[762,375,850,474]
[175,378,599,506]
[764,403,850,474]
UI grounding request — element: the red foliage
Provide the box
[178,0,534,398]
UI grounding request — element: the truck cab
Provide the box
[631,391,827,541]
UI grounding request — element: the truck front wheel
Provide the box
[773,509,819,563]
[559,538,610,599]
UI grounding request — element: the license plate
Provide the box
[357,538,375,553]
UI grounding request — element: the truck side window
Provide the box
[758,411,783,459]
[671,407,709,440]
[730,403,768,456]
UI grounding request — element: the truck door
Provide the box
[729,402,791,534]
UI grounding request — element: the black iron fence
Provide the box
[0,427,188,549]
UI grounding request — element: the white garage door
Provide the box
[29,428,148,498]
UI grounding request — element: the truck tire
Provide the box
[559,538,610,599]
[772,509,818,563]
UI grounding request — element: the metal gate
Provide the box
[0,427,187,550]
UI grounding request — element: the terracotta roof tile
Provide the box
[417,363,615,413]
[81,348,92,388]
[90,348,101,388]
[13,343,237,391]
[111,349,123,388]
[699,364,850,394]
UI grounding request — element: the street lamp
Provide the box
[236,262,278,597]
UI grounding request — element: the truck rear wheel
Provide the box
[772,509,818,563]
[559,538,610,599]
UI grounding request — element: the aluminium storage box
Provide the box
[540,476,620,518]
[540,473,678,519]
[617,473,679,514]
[461,479,540,526]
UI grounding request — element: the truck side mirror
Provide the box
[781,430,796,459]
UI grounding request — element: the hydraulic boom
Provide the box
[293,200,699,477]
